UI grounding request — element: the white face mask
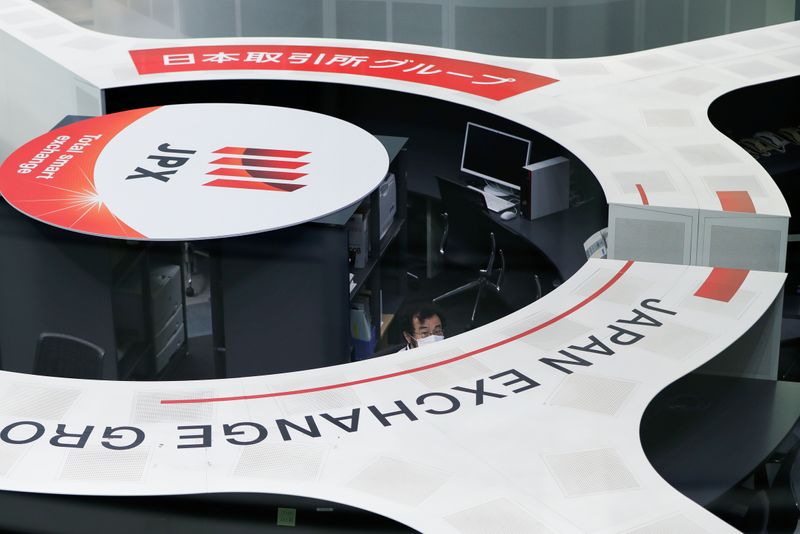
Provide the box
[416,334,444,347]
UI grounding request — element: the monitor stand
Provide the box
[483,182,515,198]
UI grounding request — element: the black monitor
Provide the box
[460,122,531,192]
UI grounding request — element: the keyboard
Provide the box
[467,185,515,213]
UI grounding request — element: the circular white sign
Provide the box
[0,103,390,240]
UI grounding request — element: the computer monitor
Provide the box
[460,122,531,192]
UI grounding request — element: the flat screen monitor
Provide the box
[460,122,531,191]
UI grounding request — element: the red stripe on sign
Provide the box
[203,179,305,192]
[694,267,749,302]
[717,191,755,213]
[213,147,309,158]
[210,157,308,169]
[207,168,307,181]
[635,183,649,205]
[160,260,635,405]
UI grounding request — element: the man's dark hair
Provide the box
[399,304,446,335]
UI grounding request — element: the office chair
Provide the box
[433,176,505,327]
[766,439,800,532]
[33,333,105,379]
[183,242,210,297]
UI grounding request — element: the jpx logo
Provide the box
[126,143,197,182]
[202,146,310,192]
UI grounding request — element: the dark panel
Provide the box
[606,0,636,55]
[455,6,547,58]
[336,0,387,41]
[688,0,726,40]
[241,0,323,37]
[730,0,766,32]
[644,0,685,49]
[392,2,442,47]
[217,224,350,377]
[553,0,635,58]
[130,0,149,16]
[152,0,175,28]
[177,0,236,37]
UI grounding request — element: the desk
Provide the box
[414,174,606,284]
[641,374,800,506]
[486,198,606,281]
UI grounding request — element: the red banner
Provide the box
[129,45,557,101]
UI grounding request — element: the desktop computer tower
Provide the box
[521,156,570,220]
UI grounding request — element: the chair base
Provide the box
[434,233,505,327]
[433,276,500,327]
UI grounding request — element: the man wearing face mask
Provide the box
[399,305,446,351]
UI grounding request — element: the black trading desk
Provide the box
[409,171,606,283]
[641,373,800,507]
[486,198,605,281]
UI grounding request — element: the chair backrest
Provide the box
[435,176,496,263]
[33,333,105,379]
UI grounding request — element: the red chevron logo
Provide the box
[204,146,310,192]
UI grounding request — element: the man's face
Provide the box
[414,315,443,338]
[404,314,444,347]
